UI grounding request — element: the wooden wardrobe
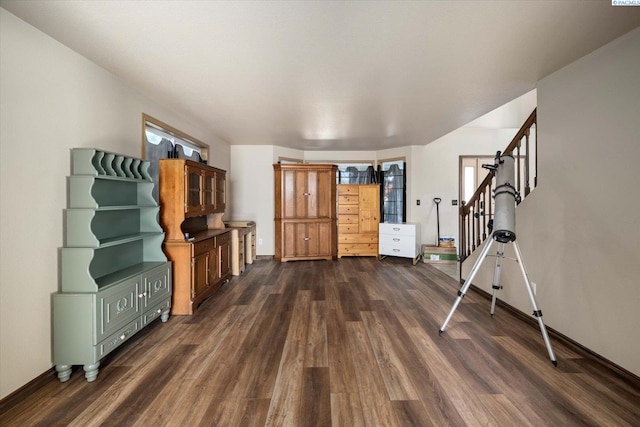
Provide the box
[273,163,338,262]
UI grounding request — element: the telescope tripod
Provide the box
[439,232,557,366]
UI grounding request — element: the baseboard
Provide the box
[0,367,56,411]
[468,283,640,383]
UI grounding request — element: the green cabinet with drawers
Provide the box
[53,148,172,382]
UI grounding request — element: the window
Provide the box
[336,163,376,184]
[145,126,202,160]
[380,159,406,223]
[142,114,209,202]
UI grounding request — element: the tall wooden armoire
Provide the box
[337,184,380,258]
[273,163,338,262]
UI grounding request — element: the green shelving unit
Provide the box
[53,148,172,383]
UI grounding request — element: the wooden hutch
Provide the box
[159,159,231,315]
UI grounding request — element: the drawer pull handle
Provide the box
[304,237,310,241]
[393,238,400,242]
[157,309,162,314]
[393,249,400,252]
[393,228,401,231]
[303,192,311,196]
[138,292,147,298]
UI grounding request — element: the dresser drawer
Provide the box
[338,185,359,196]
[379,234,415,251]
[338,204,359,215]
[339,234,378,244]
[338,194,358,205]
[339,243,378,256]
[142,299,171,326]
[193,238,214,256]
[216,231,231,247]
[338,214,359,224]
[97,319,140,359]
[338,224,359,234]
[379,222,417,237]
[379,242,416,258]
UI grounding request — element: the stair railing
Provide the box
[459,108,537,263]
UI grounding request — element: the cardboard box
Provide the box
[422,244,458,263]
[438,237,455,247]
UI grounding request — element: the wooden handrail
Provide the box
[459,109,537,264]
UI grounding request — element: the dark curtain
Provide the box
[146,137,202,202]
[338,165,379,184]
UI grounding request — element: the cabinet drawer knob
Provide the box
[303,192,311,196]
[138,292,147,298]
[304,237,310,241]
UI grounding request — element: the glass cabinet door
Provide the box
[202,171,216,212]
[215,170,226,213]
[186,166,203,215]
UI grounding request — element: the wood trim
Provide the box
[467,283,640,383]
[377,156,405,166]
[307,159,375,165]
[142,113,210,160]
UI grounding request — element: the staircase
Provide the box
[459,108,537,266]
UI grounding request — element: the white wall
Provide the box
[229,122,527,258]
[410,128,520,246]
[303,150,377,163]
[228,146,276,255]
[0,9,230,398]
[462,28,640,375]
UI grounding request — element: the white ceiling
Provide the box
[2,1,639,151]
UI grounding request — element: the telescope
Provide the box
[439,151,557,366]
[481,151,520,243]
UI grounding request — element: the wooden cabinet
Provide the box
[274,164,337,262]
[160,159,226,241]
[337,184,380,257]
[281,220,333,259]
[163,230,231,315]
[160,159,230,315]
[54,148,172,383]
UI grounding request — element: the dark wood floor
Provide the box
[2,257,639,426]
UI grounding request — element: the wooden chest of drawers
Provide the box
[337,184,380,258]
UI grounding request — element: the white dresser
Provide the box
[379,222,422,265]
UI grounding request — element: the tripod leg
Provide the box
[490,243,505,316]
[512,241,557,366]
[440,237,495,334]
